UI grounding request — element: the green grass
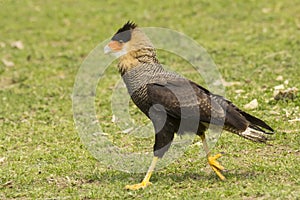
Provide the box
[1,0,299,199]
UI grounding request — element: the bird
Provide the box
[104,21,274,190]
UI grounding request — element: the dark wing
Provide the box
[147,78,228,126]
[147,78,274,135]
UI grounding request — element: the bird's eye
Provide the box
[119,40,124,43]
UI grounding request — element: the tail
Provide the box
[240,111,274,134]
[239,112,274,143]
[239,127,273,143]
[215,94,275,143]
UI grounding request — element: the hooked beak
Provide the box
[104,44,112,54]
[104,40,123,55]
[103,40,127,57]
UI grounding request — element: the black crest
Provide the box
[112,21,137,42]
[116,21,137,34]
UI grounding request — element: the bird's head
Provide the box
[104,21,154,58]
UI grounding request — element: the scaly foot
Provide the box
[125,181,152,190]
[208,153,225,180]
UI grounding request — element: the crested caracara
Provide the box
[104,21,274,190]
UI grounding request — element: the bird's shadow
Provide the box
[87,168,259,185]
[151,170,259,183]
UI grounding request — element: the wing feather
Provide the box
[147,78,227,125]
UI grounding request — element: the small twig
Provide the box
[288,118,300,122]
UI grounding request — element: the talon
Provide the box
[208,153,224,170]
[208,153,226,180]
[125,181,152,190]
[211,165,226,180]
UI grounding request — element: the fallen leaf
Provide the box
[235,89,245,94]
[274,84,284,90]
[11,40,24,49]
[2,58,14,67]
[244,99,258,110]
[0,157,5,163]
[274,87,298,100]
[276,75,283,81]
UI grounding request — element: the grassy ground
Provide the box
[1,0,299,199]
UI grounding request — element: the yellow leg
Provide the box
[200,135,226,180]
[125,156,159,190]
